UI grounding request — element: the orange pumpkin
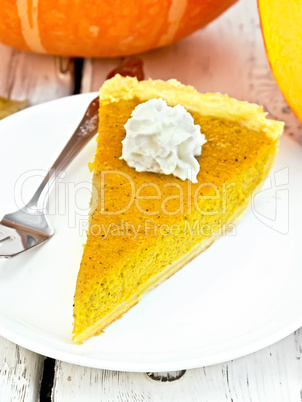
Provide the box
[0,0,237,57]
[258,0,302,122]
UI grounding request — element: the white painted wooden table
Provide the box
[1,1,302,401]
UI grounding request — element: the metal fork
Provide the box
[0,96,99,258]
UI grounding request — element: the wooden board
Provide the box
[52,330,302,402]
[1,0,302,399]
[0,336,44,402]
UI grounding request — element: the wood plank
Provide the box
[0,42,75,401]
[0,336,44,402]
[53,0,302,400]
[52,331,302,402]
[0,43,74,104]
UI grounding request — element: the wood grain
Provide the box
[1,0,302,399]
[52,330,302,402]
[0,337,44,402]
[0,43,74,105]
[0,43,75,402]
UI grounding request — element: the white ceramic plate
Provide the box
[0,93,301,372]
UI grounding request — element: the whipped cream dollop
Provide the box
[121,98,206,182]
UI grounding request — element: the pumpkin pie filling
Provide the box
[72,76,282,343]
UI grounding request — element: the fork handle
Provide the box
[26,96,99,211]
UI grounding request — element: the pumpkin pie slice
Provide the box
[72,75,283,343]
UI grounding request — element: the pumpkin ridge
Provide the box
[16,0,46,53]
